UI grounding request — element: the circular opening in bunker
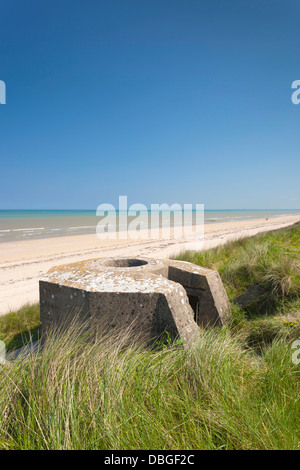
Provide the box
[102,258,148,268]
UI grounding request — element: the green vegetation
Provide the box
[176,221,300,351]
[0,303,40,352]
[0,223,299,450]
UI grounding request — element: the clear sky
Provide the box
[0,0,299,210]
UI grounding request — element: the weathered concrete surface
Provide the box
[40,257,230,345]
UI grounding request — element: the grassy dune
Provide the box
[0,223,299,450]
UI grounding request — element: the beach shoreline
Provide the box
[0,214,299,316]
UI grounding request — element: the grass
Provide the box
[0,222,299,450]
[0,323,298,450]
[176,221,300,350]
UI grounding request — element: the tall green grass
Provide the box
[176,222,300,348]
[0,323,298,450]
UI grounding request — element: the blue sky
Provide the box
[0,0,299,210]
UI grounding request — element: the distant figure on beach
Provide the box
[266,218,268,221]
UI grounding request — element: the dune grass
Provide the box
[176,221,300,351]
[176,222,300,302]
[0,303,40,352]
[0,323,298,450]
[0,222,299,450]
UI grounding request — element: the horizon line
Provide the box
[0,208,300,212]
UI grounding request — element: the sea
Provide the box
[0,209,299,243]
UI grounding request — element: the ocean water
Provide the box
[0,209,299,243]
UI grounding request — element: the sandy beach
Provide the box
[0,214,299,316]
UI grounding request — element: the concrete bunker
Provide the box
[40,257,230,345]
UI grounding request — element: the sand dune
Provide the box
[0,214,299,316]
